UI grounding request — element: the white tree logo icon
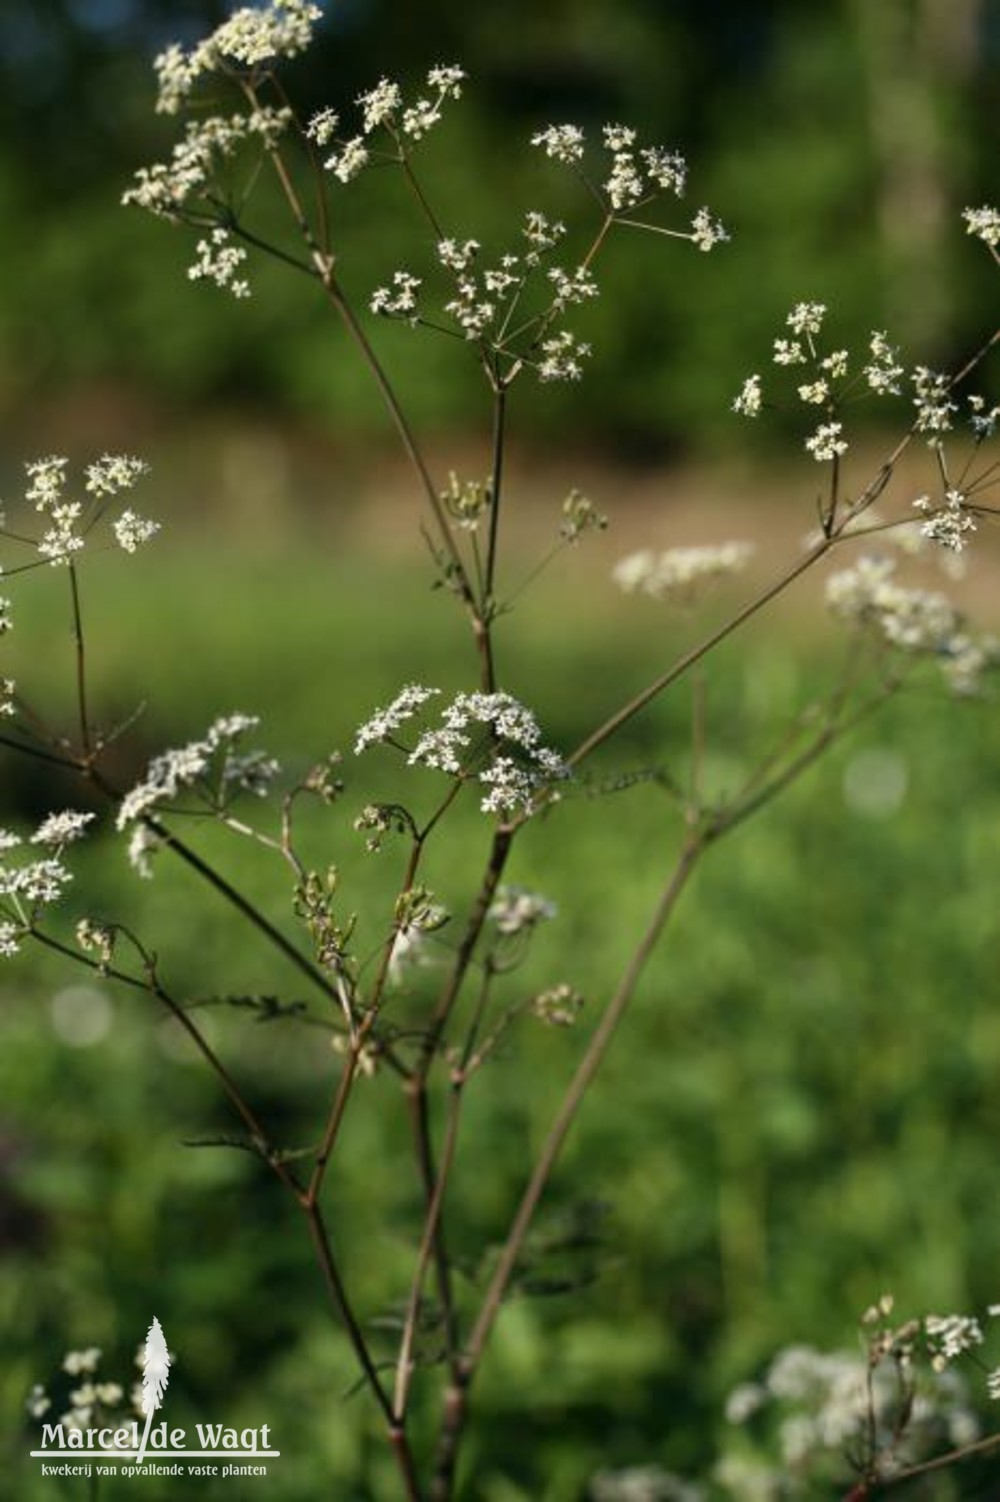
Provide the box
[136,1317,171,1465]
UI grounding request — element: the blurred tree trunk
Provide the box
[850,0,982,351]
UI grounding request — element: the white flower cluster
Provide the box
[912,365,957,442]
[12,454,156,570]
[32,811,96,847]
[736,305,912,464]
[0,812,96,953]
[25,456,82,565]
[524,210,567,261]
[864,330,905,396]
[642,143,688,197]
[123,109,291,218]
[772,337,805,366]
[613,542,754,601]
[77,918,116,969]
[153,1,322,114]
[924,1313,984,1369]
[826,555,995,694]
[358,77,402,133]
[28,1345,142,1438]
[0,457,154,716]
[415,692,568,815]
[436,239,480,274]
[603,130,649,212]
[354,684,441,754]
[532,983,584,1027]
[113,510,161,553]
[327,137,368,184]
[826,555,957,651]
[723,1337,979,1489]
[547,264,599,312]
[913,488,976,553]
[531,122,725,250]
[126,825,162,881]
[188,227,250,299]
[305,106,338,147]
[538,330,592,382]
[25,456,68,507]
[488,885,557,935]
[787,300,826,337]
[123,116,241,217]
[355,687,568,818]
[3,877,46,937]
[318,64,465,181]
[690,206,729,252]
[532,121,689,210]
[969,394,1000,441]
[963,204,1000,248]
[370,271,422,320]
[444,266,499,341]
[530,124,585,164]
[944,634,998,697]
[64,1347,102,1376]
[438,471,494,531]
[591,1466,704,1502]
[85,455,148,497]
[804,421,848,463]
[25,1385,50,1419]
[732,374,762,417]
[117,713,279,835]
[370,212,595,381]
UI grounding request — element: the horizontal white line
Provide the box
[32,1451,280,1459]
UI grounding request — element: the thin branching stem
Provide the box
[0,731,81,771]
[568,533,836,767]
[429,837,702,1499]
[465,840,699,1364]
[321,275,477,616]
[146,814,340,1003]
[857,1429,1000,1493]
[250,108,480,632]
[399,828,516,1404]
[484,382,507,624]
[302,1202,408,1448]
[67,563,93,762]
[303,1035,371,1209]
[417,828,514,1080]
[395,1082,463,1417]
[707,683,897,845]
[472,378,509,691]
[30,930,302,1194]
[405,1080,463,1383]
[395,950,498,1418]
[397,147,446,241]
[229,220,319,278]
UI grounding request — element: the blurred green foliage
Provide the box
[4,532,1000,1498]
[1,0,997,451]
